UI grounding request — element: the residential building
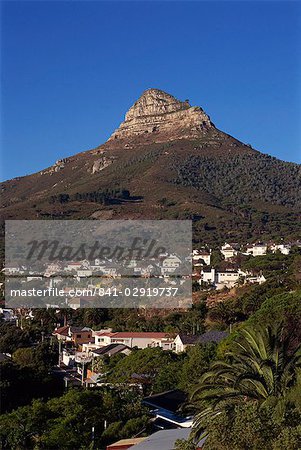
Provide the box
[143,389,193,429]
[246,243,267,256]
[53,326,93,345]
[76,269,93,277]
[88,330,175,351]
[110,332,175,350]
[65,262,82,272]
[270,243,291,255]
[93,330,116,347]
[200,267,216,284]
[215,270,240,289]
[220,243,237,260]
[246,274,266,284]
[174,331,228,353]
[91,343,131,358]
[192,249,211,266]
[161,254,182,275]
[2,266,22,275]
[134,262,157,277]
[199,268,240,289]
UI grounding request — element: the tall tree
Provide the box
[191,324,301,440]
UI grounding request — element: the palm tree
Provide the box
[191,324,301,439]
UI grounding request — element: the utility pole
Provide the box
[81,360,85,386]
[58,339,62,366]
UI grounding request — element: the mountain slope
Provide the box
[1,89,300,244]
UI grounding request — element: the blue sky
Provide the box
[1,1,300,181]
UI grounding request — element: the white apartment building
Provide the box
[246,243,267,256]
[220,243,237,260]
[199,268,240,289]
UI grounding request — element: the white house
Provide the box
[199,268,240,289]
[246,274,266,284]
[77,269,93,278]
[110,332,175,350]
[220,243,237,260]
[215,271,240,289]
[270,244,291,255]
[89,331,175,350]
[26,276,43,282]
[161,254,182,275]
[66,262,82,272]
[192,249,211,266]
[93,330,115,347]
[200,268,216,285]
[246,243,267,256]
[174,334,200,353]
[2,266,21,274]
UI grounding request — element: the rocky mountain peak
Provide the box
[125,88,190,120]
[108,88,214,143]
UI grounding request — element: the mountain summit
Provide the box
[1,88,300,243]
[108,88,213,142]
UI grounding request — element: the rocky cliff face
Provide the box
[108,88,214,143]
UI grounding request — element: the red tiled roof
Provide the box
[53,326,69,336]
[53,326,91,336]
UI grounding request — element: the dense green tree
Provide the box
[179,343,217,394]
[174,438,198,450]
[107,347,183,394]
[192,324,301,439]
[0,388,149,449]
[0,323,32,354]
[12,347,35,368]
[199,402,301,450]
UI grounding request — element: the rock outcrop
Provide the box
[92,154,114,173]
[40,158,67,175]
[108,88,214,143]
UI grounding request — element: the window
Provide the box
[76,334,81,338]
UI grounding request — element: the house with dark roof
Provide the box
[91,343,131,358]
[53,325,93,345]
[143,389,193,429]
[174,331,228,353]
